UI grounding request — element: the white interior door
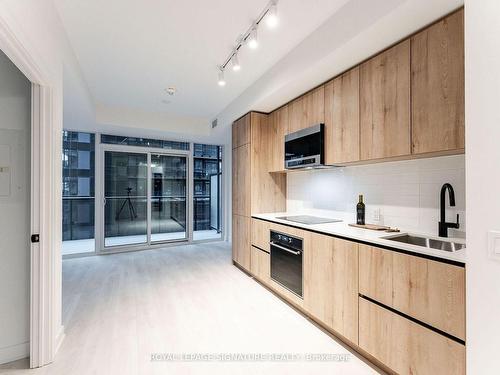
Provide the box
[0,49,31,365]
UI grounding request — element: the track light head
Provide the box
[266,2,278,28]
[231,53,241,71]
[247,26,258,49]
[217,69,226,86]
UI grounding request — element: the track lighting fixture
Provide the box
[231,53,241,71]
[216,0,279,86]
[247,26,258,49]
[217,69,226,86]
[266,1,278,28]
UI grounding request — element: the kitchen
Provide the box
[232,8,466,375]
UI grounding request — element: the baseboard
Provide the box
[55,325,65,354]
[0,342,29,365]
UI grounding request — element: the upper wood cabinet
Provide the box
[359,244,466,340]
[324,67,360,164]
[304,233,359,344]
[232,115,250,149]
[250,113,287,214]
[267,105,288,172]
[411,9,465,154]
[360,40,411,160]
[288,86,325,134]
[232,143,250,217]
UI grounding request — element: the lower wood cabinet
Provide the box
[304,233,359,344]
[359,244,465,340]
[232,214,250,271]
[245,220,467,375]
[359,298,465,375]
[251,218,270,252]
[250,246,270,283]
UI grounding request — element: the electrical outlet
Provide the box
[373,208,381,222]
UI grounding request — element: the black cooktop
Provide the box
[276,215,343,225]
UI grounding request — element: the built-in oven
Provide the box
[284,123,324,169]
[270,230,303,298]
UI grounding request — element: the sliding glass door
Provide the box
[102,149,188,250]
[104,151,148,247]
[150,154,187,242]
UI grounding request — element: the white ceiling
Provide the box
[54,0,350,125]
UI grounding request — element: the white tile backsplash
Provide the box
[287,155,466,236]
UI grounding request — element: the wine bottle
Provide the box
[356,194,365,225]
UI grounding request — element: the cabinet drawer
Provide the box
[392,251,465,340]
[359,298,465,375]
[251,218,270,252]
[359,244,466,340]
[359,244,393,307]
[250,245,270,284]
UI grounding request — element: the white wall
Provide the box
[0,50,31,364]
[465,1,500,373]
[287,155,465,236]
[0,0,96,365]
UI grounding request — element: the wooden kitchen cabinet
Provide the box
[392,251,466,340]
[288,86,325,134]
[359,244,466,340]
[359,298,465,375]
[267,105,288,172]
[358,244,393,307]
[324,67,360,164]
[232,114,250,149]
[411,9,465,154]
[304,233,359,344]
[232,143,250,217]
[232,215,250,271]
[250,246,270,284]
[360,40,411,160]
[251,218,270,252]
[232,113,286,270]
[250,113,287,214]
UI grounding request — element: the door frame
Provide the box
[0,15,60,368]
[96,143,191,253]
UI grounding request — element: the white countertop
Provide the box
[252,212,466,264]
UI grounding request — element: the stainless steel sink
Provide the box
[382,234,465,252]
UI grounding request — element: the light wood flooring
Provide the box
[1,242,380,374]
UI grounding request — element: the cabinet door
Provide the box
[360,40,411,160]
[304,234,359,344]
[359,298,465,375]
[358,244,393,307]
[411,9,464,154]
[325,67,360,164]
[251,218,270,252]
[288,86,324,134]
[250,113,286,214]
[232,144,250,216]
[232,114,250,149]
[232,215,250,270]
[250,246,270,283]
[392,252,466,340]
[268,106,288,172]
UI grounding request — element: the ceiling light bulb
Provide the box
[217,69,226,86]
[231,53,241,71]
[248,27,258,49]
[266,3,278,28]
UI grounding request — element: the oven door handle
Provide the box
[270,242,301,255]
